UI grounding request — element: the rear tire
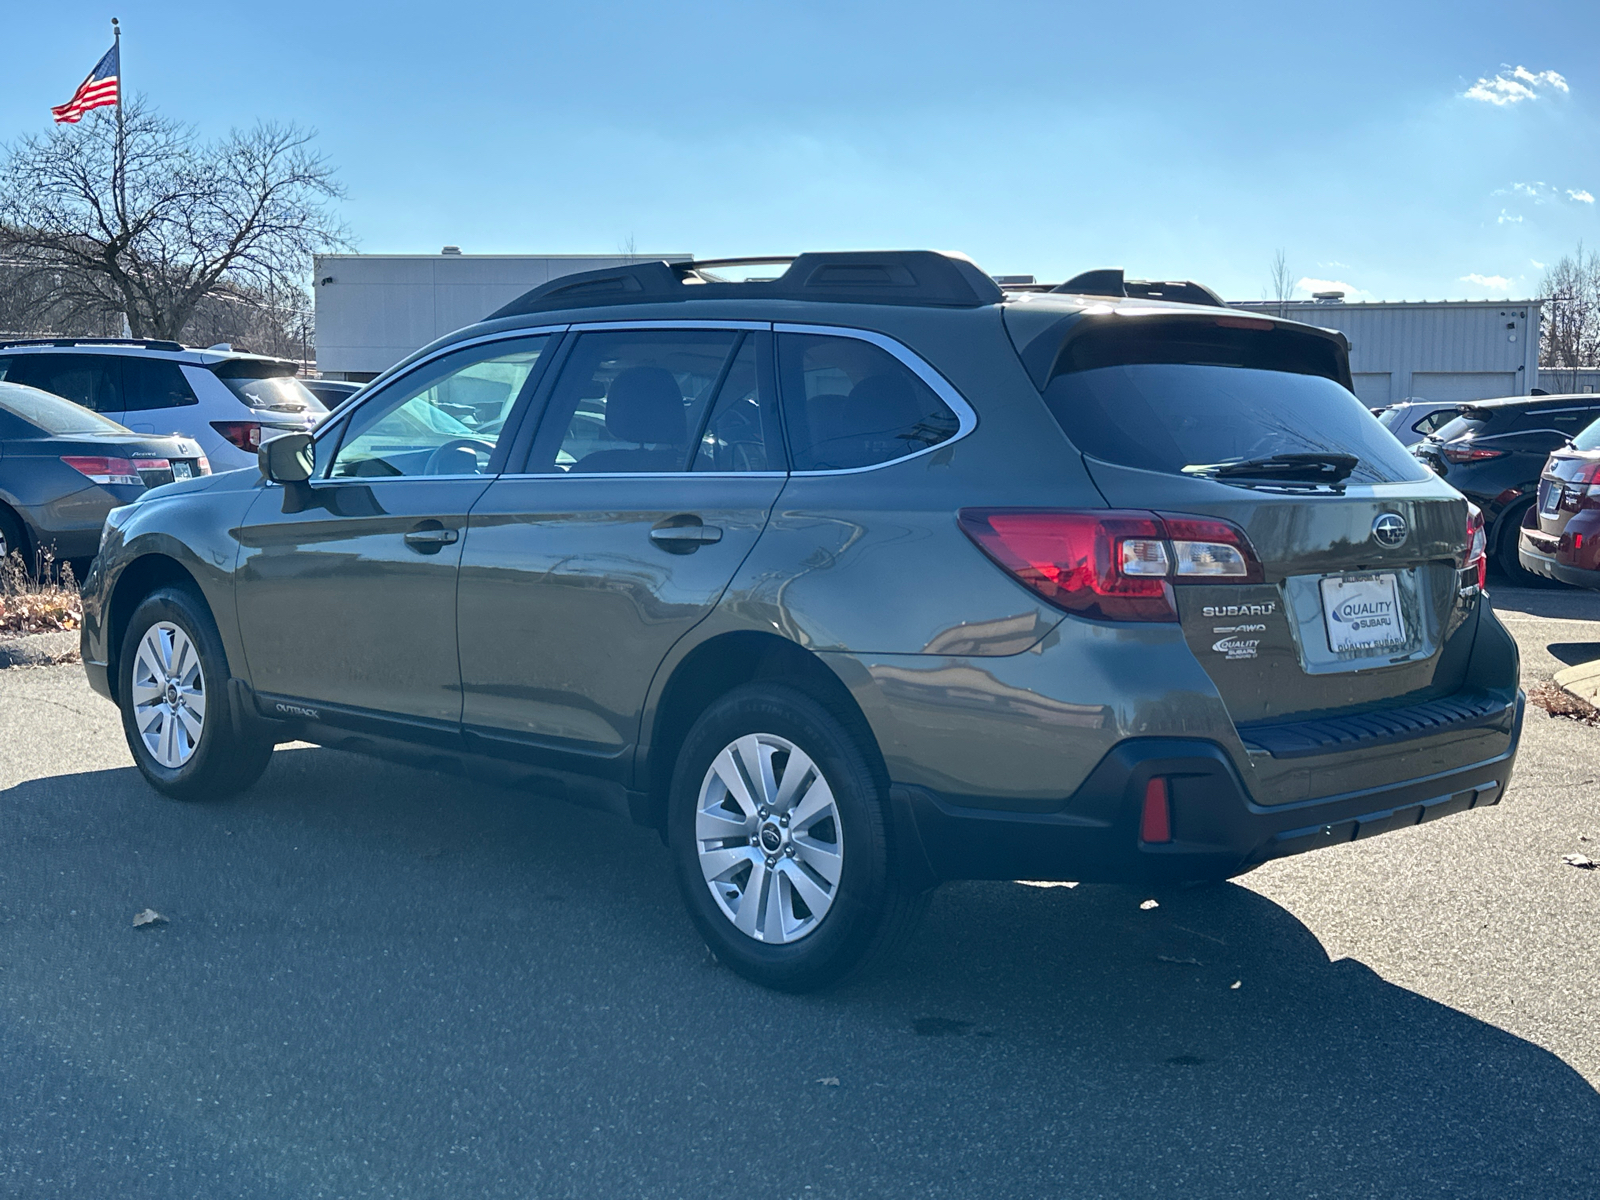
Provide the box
[0,506,27,567]
[1492,500,1561,588]
[118,586,274,801]
[668,682,926,992]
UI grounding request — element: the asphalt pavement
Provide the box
[2,581,1598,1199]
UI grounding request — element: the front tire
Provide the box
[118,586,274,801]
[668,683,925,992]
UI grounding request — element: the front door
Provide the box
[234,334,556,731]
[456,326,785,775]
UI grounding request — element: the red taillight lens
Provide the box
[196,456,212,475]
[1441,444,1506,464]
[957,509,1262,623]
[1465,502,1487,591]
[1140,777,1173,844]
[211,420,265,451]
[61,455,141,485]
[132,458,171,474]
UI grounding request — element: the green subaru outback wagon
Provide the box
[80,251,1522,990]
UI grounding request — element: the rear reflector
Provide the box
[957,508,1262,623]
[1140,778,1172,844]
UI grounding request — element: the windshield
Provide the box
[210,363,327,415]
[1041,363,1429,485]
[0,380,127,436]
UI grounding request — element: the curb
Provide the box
[0,630,80,668]
[1553,659,1600,710]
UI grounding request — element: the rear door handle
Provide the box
[404,525,460,552]
[649,519,723,553]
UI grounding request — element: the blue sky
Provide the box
[4,1,1597,300]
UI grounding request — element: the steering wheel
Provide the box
[423,437,496,475]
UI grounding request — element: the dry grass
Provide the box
[1528,679,1600,725]
[0,551,82,636]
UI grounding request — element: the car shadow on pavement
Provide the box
[3,746,1598,1200]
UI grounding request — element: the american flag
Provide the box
[52,44,119,124]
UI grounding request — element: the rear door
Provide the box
[1026,313,1473,726]
[455,325,785,777]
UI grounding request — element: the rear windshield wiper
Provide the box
[1182,452,1359,484]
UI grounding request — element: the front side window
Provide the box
[777,333,959,471]
[526,329,747,473]
[329,337,550,478]
[5,353,123,413]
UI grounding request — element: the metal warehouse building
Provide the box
[1233,298,1542,405]
[313,251,691,380]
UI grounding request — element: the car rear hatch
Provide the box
[1533,434,1600,545]
[1004,305,1481,736]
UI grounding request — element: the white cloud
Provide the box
[1465,66,1569,105]
[1497,209,1524,224]
[1569,188,1595,204]
[1295,276,1373,301]
[1512,181,1545,198]
[1461,273,1513,291]
[1532,259,1546,270]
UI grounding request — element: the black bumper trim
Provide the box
[1237,691,1516,759]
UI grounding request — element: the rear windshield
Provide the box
[0,380,126,435]
[209,361,327,415]
[1573,416,1600,452]
[1042,364,1430,485]
[1430,414,1488,442]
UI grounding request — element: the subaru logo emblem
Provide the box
[1372,513,1408,548]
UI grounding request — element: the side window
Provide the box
[1413,410,1455,435]
[0,357,13,380]
[122,358,200,411]
[6,353,123,413]
[691,336,780,472]
[526,329,743,474]
[329,337,549,479]
[776,333,959,471]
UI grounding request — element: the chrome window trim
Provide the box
[773,322,978,476]
[565,319,772,332]
[495,471,789,481]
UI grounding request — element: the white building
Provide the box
[1233,297,1542,406]
[313,251,691,380]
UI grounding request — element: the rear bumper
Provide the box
[895,692,1524,885]
[1520,530,1600,588]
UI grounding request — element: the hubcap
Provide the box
[695,733,844,944]
[129,621,206,769]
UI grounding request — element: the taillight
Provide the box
[61,455,141,485]
[133,458,171,474]
[957,509,1262,623]
[1568,460,1600,500]
[196,456,212,475]
[1464,502,1487,591]
[1440,444,1506,464]
[211,420,265,451]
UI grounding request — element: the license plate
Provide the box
[172,461,193,480]
[1320,572,1406,654]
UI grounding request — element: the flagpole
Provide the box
[112,17,125,231]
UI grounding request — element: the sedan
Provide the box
[1519,414,1600,587]
[0,381,209,572]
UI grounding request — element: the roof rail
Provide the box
[0,336,187,352]
[1052,268,1226,309]
[489,251,1005,318]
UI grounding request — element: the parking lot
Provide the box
[1,582,1597,1199]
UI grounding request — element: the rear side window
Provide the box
[777,333,959,470]
[1043,363,1429,484]
[123,357,200,411]
[5,353,123,413]
[1523,406,1600,436]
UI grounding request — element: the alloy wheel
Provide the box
[130,621,206,768]
[695,733,845,944]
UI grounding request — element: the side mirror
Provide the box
[259,432,315,484]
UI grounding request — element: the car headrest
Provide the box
[605,366,685,445]
[846,373,924,433]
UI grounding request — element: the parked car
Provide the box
[1373,399,1463,447]
[0,338,327,475]
[0,380,208,571]
[302,378,365,411]
[1410,393,1600,583]
[1518,413,1600,587]
[80,252,1522,992]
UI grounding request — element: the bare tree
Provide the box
[1539,242,1600,392]
[0,98,346,343]
[1264,248,1295,316]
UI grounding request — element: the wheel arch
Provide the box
[0,497,35,565]
[638,630,887,831]
[105,553,207,704]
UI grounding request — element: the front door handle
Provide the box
[649,518,723,553]
[404,525,460,553]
